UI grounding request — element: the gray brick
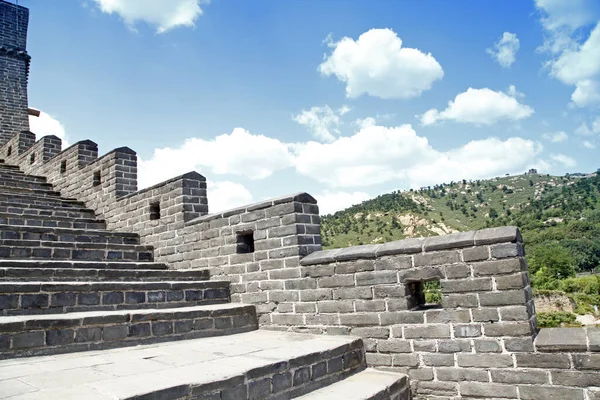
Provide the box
[572,354,600,370]
[444,264,471,279]
[491,242,524,259]
[474,226,521,245]
[490,369,548,384]
[474,339,502,352]
[413,250,460,267]
[472,258,524,276]
[515,353,571,369]
[441,277,492,293]
[334,260,374,274]
[380,311,424,325]
[442,294,478,308]
[484,321,533,337]
[460,382,517,399]
[356,270,397,286]
[479,290,528,306]
[375,237,424,256]
[454,324,482,338]
[421,353,454,366]
[457,353,513,368]
[462,246,489,262]
[472,307,499,322]
[392,353,419,367]
[425,309,471,324]
[377,339,411,353]
[435,367,488,382]
[535,327,588,352]
[496,272,528,290]
[404,324,450,339]
[519,386,584,400]
[399,266,444,282]
[423,231,475,251]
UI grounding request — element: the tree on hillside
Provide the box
[528,243,577,280]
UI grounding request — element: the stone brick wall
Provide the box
[0,0,29,146]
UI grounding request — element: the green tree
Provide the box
[528,243,577,280]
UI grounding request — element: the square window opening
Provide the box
[7,146,12,157]
[149,201,161,220]
[29,153,35,165]
[236,231,255,254]
[60,160,67,174]
[407,279,442,310]
[93,170,101,187]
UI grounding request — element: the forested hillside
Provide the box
[321,170,600,326]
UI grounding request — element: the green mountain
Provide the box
[321,170,600,274]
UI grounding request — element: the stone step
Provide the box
[0,224,141,246]
[0,186,61,198]
[0,303,258,358]
[0,259,169,271]
[0,280,230,316]
[0,266,211,282]
[294,368,409,400]
[0,213,106,230]
[0,242,154,262]
[0,330,365,399]
[0,201,97,218]
[0,171,47,184]
[0,191,85,209]
[0,177,54,192]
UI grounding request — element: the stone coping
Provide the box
[535,327,600,352]
[120,171,206,200]
[187,192,317,225]
[300,226,522,265]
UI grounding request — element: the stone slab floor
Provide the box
[0,331,360,399]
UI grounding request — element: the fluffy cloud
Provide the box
[583,140,596,149]
[535,0,600,107]
[292,123,543,189]
[319,28,444,99]
[207,181,253,213]
[418,87,534,126]
[293,105,350,142]
[28,110,69,148]
[314,191,371,215]
[542,131,568,142]
[550,153,577,168]
[487,32,520,68]
[138,128,294,185]
[92,0,206,33]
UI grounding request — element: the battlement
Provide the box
[0,0,30,146]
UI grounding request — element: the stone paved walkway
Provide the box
[0,330,358,399]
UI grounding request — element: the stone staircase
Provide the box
[0,161,409,400]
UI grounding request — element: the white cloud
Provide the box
[293,105,350,142]
[571,79,600,107]
[92,0,206,33]
[208,181,253,213]
[292,123,543,189]
[138,128,294,186]
[487,32,520,68]
[575,117,600,136]
[535,0,600,107]
[28,111,69,148]
[315,191,371,215]
[418,87,534,126]
[583,140,596,149]
[319,28,444,99]
[550,153,577,168]
[542,131,568,142]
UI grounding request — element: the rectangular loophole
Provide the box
[93,170,101,187]
[236,231,254,254]
[7,146,12,157]
[29,153,35,165]
[149,201,161,220]
[407,279,441,310]
[60,160,67,174]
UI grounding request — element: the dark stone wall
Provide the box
[0,0,30,146]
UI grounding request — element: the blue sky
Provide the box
[16,0,600,214]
